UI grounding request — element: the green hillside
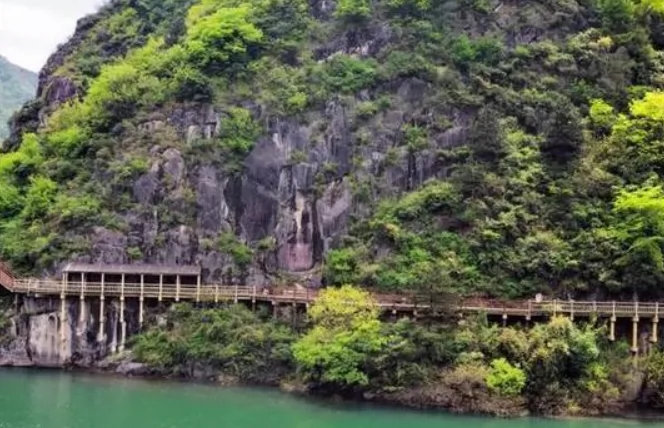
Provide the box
[4,0,664,301]
[0,56,37,139]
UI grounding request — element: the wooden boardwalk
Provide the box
[4,277,663,320]
[0,262,661,353]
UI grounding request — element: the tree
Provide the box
[292,285,388,390]
[524,317,600,412]
[608,182,664,294]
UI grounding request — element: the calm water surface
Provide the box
[0,369,661,428]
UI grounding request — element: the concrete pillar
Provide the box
[98,273,106,344]
[119,297,126,352]
[196,275,201,303]
[119,274,126,352]
[632,316,639,355]
[610,316,616,341]
[176,275,180,302]
[252,285,256,311]
[98,297,106,344]
[234,284,238,304]
[215,283,219,304]
[60,272,67,348]
[158,274,163,302]
[570,301,574,321]
[502,312,508,327]
[79,273,86,324]
[139,274,144,327]
[653,318,659,344]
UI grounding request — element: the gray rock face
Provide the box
[0,296,135,368]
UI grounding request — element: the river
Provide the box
[0,369,660,428]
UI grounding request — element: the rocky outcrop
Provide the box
[0,295,135,368]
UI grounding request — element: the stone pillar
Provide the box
[119,297,126,352]
[119,274,126,352]
[653,318,659,344]
[632,316,639,355]
[79,273,86,324]
[60,272,67,362]
[98,273,106,344]
[139,274,144,327]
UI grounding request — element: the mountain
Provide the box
[4,0,664,300]
[0,56,37,139]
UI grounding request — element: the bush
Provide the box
[486,358,526,397]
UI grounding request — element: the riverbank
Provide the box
[1,291,662,420]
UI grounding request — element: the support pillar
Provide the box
[653,303,660,344]
[652,318,659,344]
[119,274,126,352]
[632,316,639,355]
[610,316,616,341]
[119,297,126,352]
[60,272,67,352]
[79,273,86,324]
[158,274,163,303]
[196,275,201,303]
[176,275,180,302]
[502,312,508,327]
[139,274,144,327]
[252,285,256,312]
[98,273,105,344]
[570,300,574,322]
[215,283,219,304]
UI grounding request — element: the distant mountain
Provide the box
[0,56,37,139]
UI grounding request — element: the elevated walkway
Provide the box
[0,261,660,352]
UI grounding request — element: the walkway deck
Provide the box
[4,277,662,320]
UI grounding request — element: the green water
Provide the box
[0,369,660,428]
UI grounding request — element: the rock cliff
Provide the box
[3,0,664,299]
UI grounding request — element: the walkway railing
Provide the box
[7,278,664,319]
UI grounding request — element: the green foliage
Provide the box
[486,358,526,397]
[133,304,295,381]
[335,0,371,22]
[217,107,262,174]
[185,6,263,72]
[645,349,664,407]
[292,286,387,389]
[217,232,254,270]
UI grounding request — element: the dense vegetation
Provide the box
[0,56,37,139]
[132,286,652,416]
[5,0,664,297]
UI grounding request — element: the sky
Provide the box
[0,0,104,72]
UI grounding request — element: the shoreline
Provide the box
[1,364,663,423]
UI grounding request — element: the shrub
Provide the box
[486,358,526,397]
